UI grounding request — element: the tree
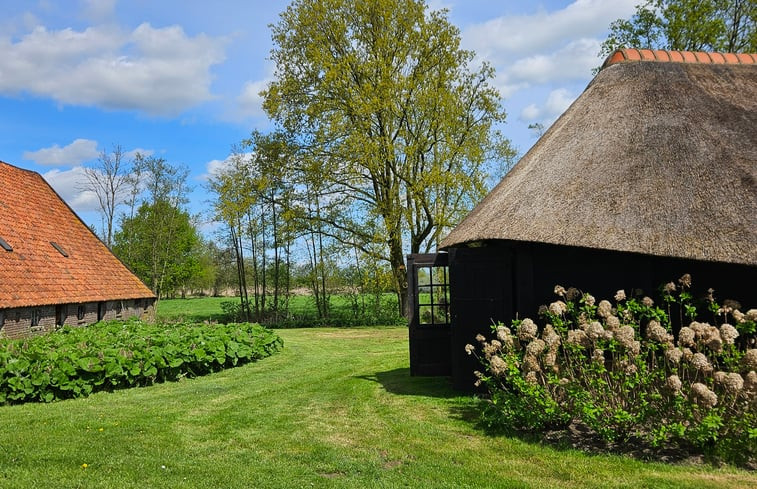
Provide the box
[114,200,201,299]
[262,0,514,315]
[599,0,757,62]
[81,144,131,247]
[112,155,196,299]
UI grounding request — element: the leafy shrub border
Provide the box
[0,319,283,405]
[468,276,757,467]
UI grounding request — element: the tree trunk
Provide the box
[388,235,408,318]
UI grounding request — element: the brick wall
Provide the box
[0,298,156,339]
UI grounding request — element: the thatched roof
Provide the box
[442,49,757,267]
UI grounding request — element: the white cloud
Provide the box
[0,22,227,115]
[462,0,638,95]
[23,138,99,166]
[42,166,100,212]
[519,88,577,124]
[200,152,255,182]
[124,147,154,161]
[236,78,269,119]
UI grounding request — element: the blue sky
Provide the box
[0,0,638,234]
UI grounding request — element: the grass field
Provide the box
[156,294,404,326]
[1,327,754,488]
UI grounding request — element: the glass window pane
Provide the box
[419,305,433,324]
[417,267,431,286]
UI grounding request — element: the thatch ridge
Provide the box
[441,59,757,267]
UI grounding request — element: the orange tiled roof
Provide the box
[0,161,155,309]
[602,48,757,69]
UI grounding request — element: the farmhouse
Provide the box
[408,49,757,389]
[0,161,156,338]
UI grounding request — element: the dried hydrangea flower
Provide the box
[642,296,654,307]
[476,333,486,344]
[538,304,549,316]
[665,347,683,365]
[630,340,641,356]
[665,375,682,393]
[732,310,745,323]
[465,344,475,355]
[526,339,546,357]
[746,309,757,322]
[489,355,507,376]
[517,318,538,342]
[585,321,605,341]
[719,324,739,345]
[663,282,676,294]
[597,300,612,318]
[525,371,538,384]
[713,371,727,385]
[592,348,605,365]
[543,351,557,369]
[691,352,713,373]
[566,287,581,301]
[691,382,718,408]
[549,301,567,316]
[704,329,723,354]
[584,294,596,307]
[743,349,757,370]
[678,327,695,347]
[682,347,694,363]
[567,329,590,349]
[496,325,511,342]
[723,373,744,394]
[542,325,560,350]
[615,326,636,349]
[678,274,692,288]
[523,354,541,373]
[689,321,707,338]
[483,342,498,359]
[744,371,757,393]
[554,285,566,297]
[605,315,620,331]
[646,320,672,343]
[614,289,626,302]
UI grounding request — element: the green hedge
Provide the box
[0,319,283,405]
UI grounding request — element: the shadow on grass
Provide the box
[355,368,458,398]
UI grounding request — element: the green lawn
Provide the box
[1,327,754,488]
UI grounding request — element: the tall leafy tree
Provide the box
[114,200,201,298]
[262,0,514,315]
[599,0,757,61]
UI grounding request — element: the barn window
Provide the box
[417,265,450,325]
[0,310,5,328]
[116,301,123,317]
[50,241,69,257]
[0,236,12,252]
[77,305,85,321]
[30,309,40,327]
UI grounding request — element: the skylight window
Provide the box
[50,241,69,257]
[0,236,11,252]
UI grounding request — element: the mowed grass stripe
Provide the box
[0,327,754,488]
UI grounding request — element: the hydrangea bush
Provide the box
[468,275,757,466]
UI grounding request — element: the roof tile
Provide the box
[0,161,155,309]
[603,48,757,70]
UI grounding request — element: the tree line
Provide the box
[81,0,755,323]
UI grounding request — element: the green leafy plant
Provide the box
[0,319,283,405]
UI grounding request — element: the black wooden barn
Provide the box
[407,49,757,390]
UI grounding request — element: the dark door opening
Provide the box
[407,253,451,376]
